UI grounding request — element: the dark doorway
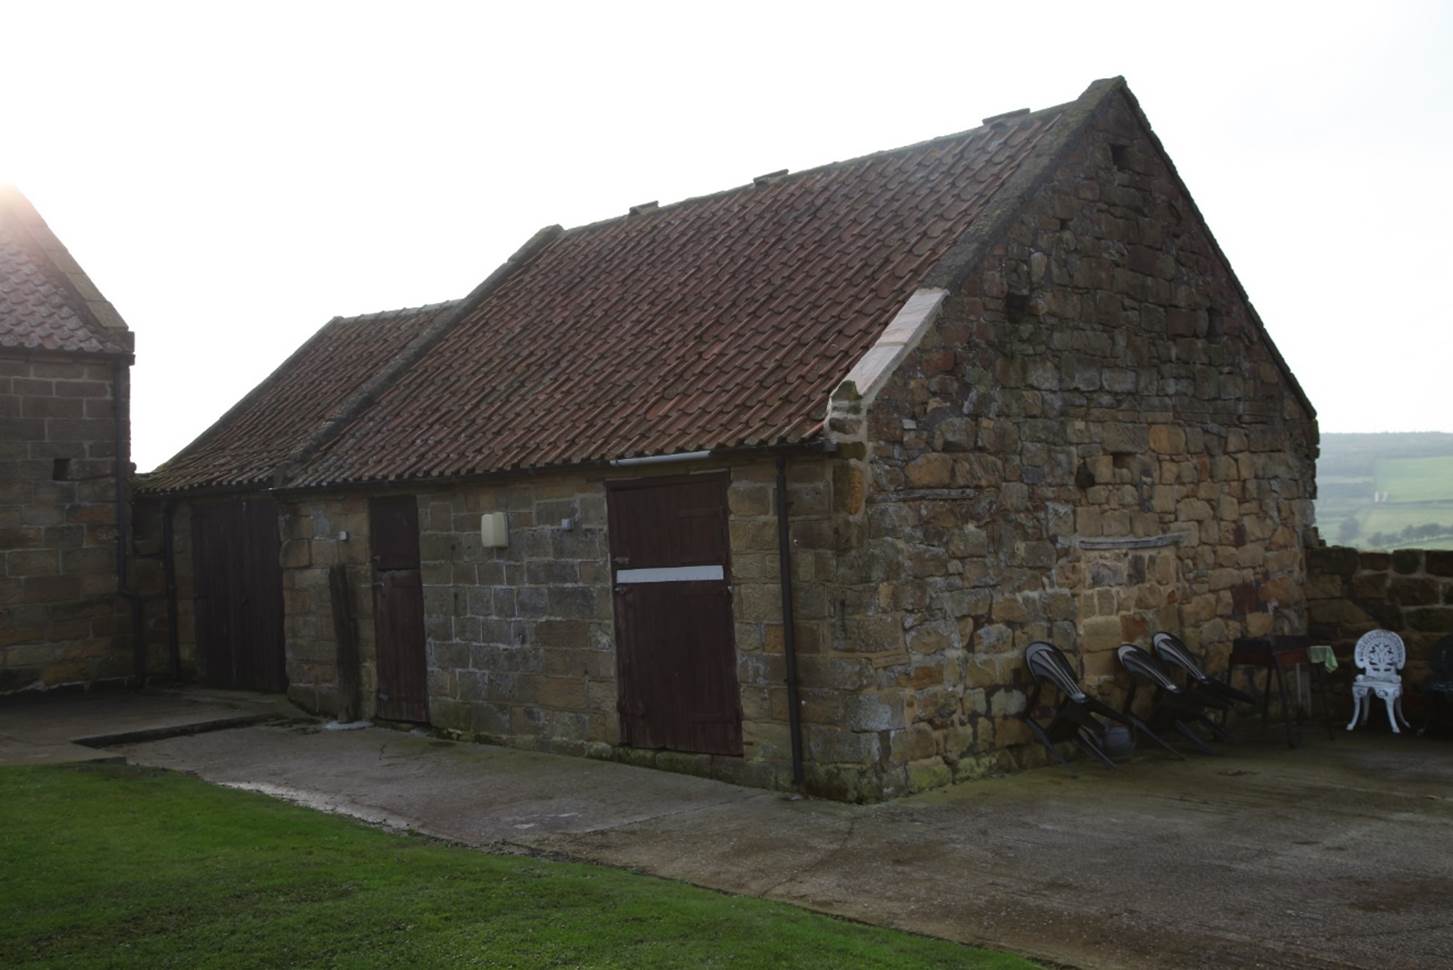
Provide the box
[191,496,286,692]
[607,474,742,756]
[369,494,429,723]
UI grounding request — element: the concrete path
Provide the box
[0,688,292,766]
[112,723,1453,970]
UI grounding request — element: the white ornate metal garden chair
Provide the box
[1346,629,1413,733]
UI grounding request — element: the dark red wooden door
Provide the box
[369,495,429,723]
[190,496,286,692]
[607,475,742,756]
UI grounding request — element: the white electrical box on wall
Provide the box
[480,511,509,548]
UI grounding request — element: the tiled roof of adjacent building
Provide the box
[148,78,1147,493]
[141,301,460,492]
[0,187,133,356]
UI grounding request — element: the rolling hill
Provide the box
[1316,433,1453,550]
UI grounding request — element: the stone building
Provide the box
[138,78,1318,800]
[0,187,136,692]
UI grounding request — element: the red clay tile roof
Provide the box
[289,104,1078,487]
[142,301,459,492]
[149,80,1132,495]
[0,187,132,356]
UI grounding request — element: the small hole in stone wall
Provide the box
[1005,292,1030,323]
[51,458,70,481]
[1110,144,1129,169]
[1058,218,1071,231]
[1075,461,1095,491]
[1207,307,1223,339]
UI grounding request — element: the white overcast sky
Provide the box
[3,1,1449,470]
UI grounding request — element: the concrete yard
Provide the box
[103,716,1453,970]
[0,688,292,766]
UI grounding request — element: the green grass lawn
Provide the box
[0,765,1030,970]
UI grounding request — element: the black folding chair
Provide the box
[1117,643,1221,755]
[1151,631,1258,714]
[1024,641,1181,768]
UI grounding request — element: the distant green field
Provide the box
[1361,505,1453,533]
[1374,456,1453,503]
[1318,434,1453,550]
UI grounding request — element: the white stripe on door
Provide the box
[616,565,725,584]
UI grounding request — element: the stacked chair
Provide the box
[1152,632,1258,711]
[1024,632,1256,768]
[1023,640,1182,768]
[1116,643,1224,755]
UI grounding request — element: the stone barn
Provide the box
[0,187,137,692]
[137,77,1318,801]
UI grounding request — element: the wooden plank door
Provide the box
[369,495,429,723]
[190,496,285,692]
[607,474,742,756]
[240,497,286,691]
[191,500,235,688]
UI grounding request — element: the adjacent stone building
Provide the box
[0,187,136,692]
[138,78,1319,800]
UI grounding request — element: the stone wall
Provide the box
[824,90,1319,793]
[277,493,372,714]
[0,353,131,691]
[412,458,851,794]
[414,475,616,755]
[726,458,885,799]
[259,458,861,796]
[1307,545,1453,692]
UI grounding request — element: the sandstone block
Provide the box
[1389,577,1438,606]
[907,622,953,656]
[932,418,975,453]
[1149,424,1186,454]
[1102,423,1148,455]
[1176,497,1213,521]
[905,453,952,488]
[727,483,772,516]
[1352,572,1388,600]
[952,454,1004,487]
[1081,615,1123,652]
[844,614,903,652]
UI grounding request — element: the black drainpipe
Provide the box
[774,454,806,787]
[112,359,144,684]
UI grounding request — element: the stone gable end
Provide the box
[828,90,1319,793]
